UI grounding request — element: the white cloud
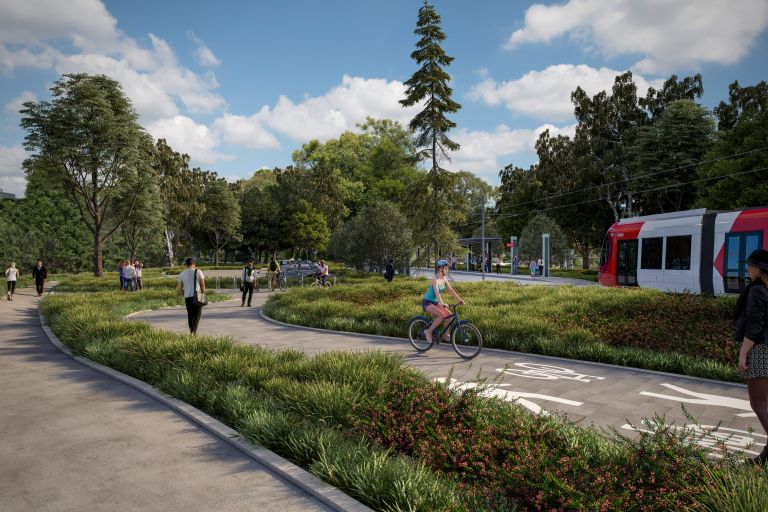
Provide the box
[0,144,27,197]
[468,64,663,121]
[212,113,280,150]
[0,2,225,120]
[5,91,37,114]
[145,115,234,165]
[450,123,576,181]
[255,75,419,142]
[505,0,768,73]
[188,32,221,67]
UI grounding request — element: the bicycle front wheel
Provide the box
[279,276,287,292]
[407,316,434,352]
[451,322,483,359]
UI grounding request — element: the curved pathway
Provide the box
[0,287,343,512]
[133,291,765,458]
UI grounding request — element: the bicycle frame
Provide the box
[432,306,460,338]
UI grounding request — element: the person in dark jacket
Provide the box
[31,259,47,297]
[735,249,768,464]
[384,259,395,283]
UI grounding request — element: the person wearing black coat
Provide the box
[31,259,47,297]
[384,259,394,283]
[735,249,768,464]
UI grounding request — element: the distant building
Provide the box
[0,188,16,200]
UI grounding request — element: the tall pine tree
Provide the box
[400,1,465,260]
[400,1,461,174]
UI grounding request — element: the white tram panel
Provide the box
[636,211,704,293]
[711,211,740,295]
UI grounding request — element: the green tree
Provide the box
[696,82,768,209]
[20,73,156,276]
[196,179,241,266]
[571,71,647,220]
[639,74,704,121]
[400,1,461,171]
[329,201,413,272]
[153,139,213,266]
[519,214,568,265]
[631,99,715,213]
[280,199,329,259]
[238,178,282,262]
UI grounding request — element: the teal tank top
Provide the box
[424,280,446,302]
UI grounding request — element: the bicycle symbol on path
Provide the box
[497,363,606,382]
[435,377,583,416]
[621,422,767,457]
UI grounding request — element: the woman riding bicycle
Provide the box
[422,259,464,344]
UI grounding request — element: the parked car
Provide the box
[280,260,320,278]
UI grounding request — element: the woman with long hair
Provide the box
[735,249,768,464]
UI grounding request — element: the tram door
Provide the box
[617,240,639,286]
[724,231,763,293]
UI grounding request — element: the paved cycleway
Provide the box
[0,288,342,512]
[133,291,765,458]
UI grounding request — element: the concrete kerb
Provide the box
[37,299,372,512]
[258,309,747,390]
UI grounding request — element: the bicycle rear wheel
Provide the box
[407,316,434,352]
[279,276,287,292]
[451,322,483,359]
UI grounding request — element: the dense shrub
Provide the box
[264,280,739,381]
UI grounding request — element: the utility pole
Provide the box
[481,193,486,282]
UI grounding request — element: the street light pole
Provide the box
[481,193,486,282]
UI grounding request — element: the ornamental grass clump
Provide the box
[264,279,739,381]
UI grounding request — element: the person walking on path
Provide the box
[177,257,206,334]
[5,262,18,300]
[241,259,256,307]
[268,256,280,292]
[512,254,519,275]
[529,259,537,278]
[133,260,143,290]
[384,259,395,282]
[736,249,768,465]
[118,260,126,290]
[123,260,136,292]
[537,256,544,276]
[450,255,457,271]
[31,259,47,297]
[494,255,502,274]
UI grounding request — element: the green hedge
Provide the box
[264,280,740,382]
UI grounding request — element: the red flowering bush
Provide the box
[356,375,715,511]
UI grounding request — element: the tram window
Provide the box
[665,235,692,270]
[599,238,610,266]
[640,237,663,269]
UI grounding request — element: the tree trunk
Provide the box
[93,231,103,277]
[164,229,175,266]
[580,244,591,269]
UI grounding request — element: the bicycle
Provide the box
[407,304,483,359]
[310,273,333,288]
[266,272,287,292]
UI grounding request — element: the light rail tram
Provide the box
[598,207,768,294]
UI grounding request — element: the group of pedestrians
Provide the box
[4,259,48,301]
[529,257,545,277]
[118,259,143,292]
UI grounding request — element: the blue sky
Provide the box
[1,0,767,197]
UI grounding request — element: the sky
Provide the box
[1,0,767,198]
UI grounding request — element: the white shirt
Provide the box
[134,265,142,277]
[242,266,255,282]
[5,268,18,281]
[123,264,135,279]
[177,268,205,298]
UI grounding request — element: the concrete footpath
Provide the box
[133,291,767,459]
[0,288,343,512]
